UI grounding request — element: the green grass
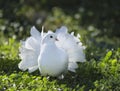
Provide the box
[0,35,120,91]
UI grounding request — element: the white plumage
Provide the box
[18,26,86,77]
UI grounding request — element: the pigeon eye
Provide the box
[50,36,53,38]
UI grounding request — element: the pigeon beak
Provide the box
[55,38,59,41]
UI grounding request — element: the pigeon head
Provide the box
[42,32,58,44]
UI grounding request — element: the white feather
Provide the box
[30,26,41,39]
[55,26,85,72]
[18,26,41,72]
[18,26,86,76]
[56,26,68,34]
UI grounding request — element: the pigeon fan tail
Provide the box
[56,26,86,72]
[18,26,41,73]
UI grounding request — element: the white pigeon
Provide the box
[18,26,86,77]
[38,32,68,77]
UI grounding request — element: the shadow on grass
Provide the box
[0,58,20,75]
[49,61,103,90]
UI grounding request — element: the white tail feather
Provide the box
[30,26,41,39]
[28,66,39,73]
[55,26,86,72]
[41,26,44,38]
[18,26,41,72]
